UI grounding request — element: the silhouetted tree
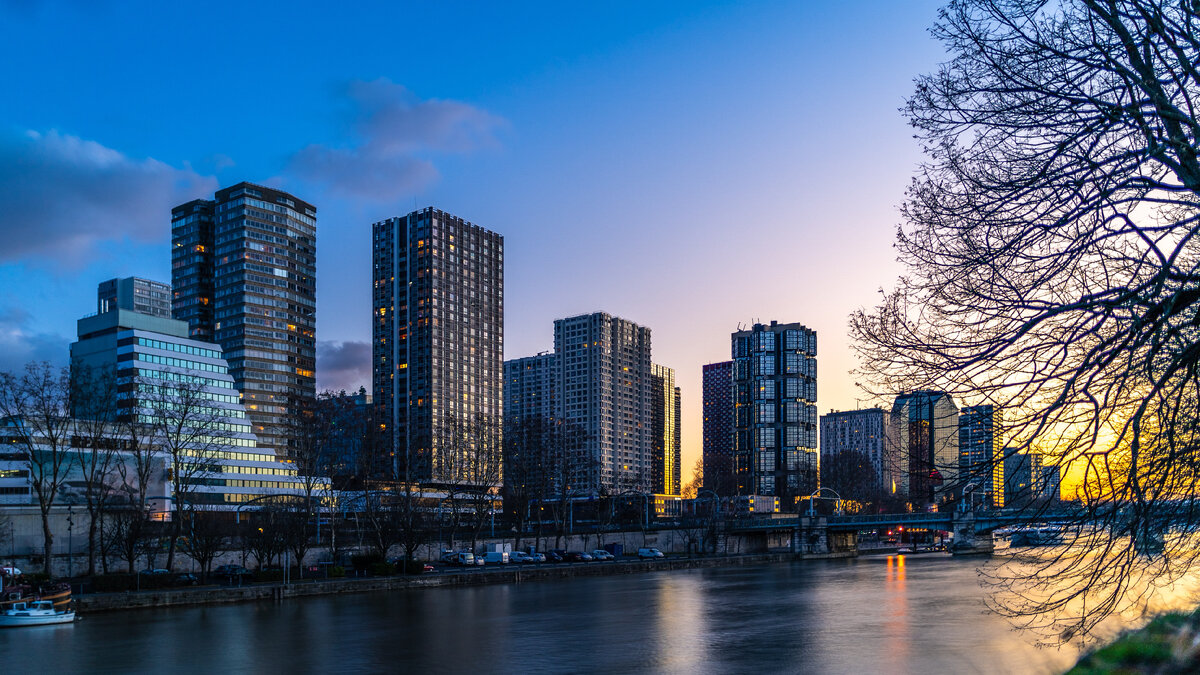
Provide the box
[851,0,1200,642]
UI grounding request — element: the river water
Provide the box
[2,554,1089,674]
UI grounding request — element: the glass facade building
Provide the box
[819,407,894,496]
[889,390,959,506]
[97,277,173,318]
[372,207,504,485]
[171,183,317,459]
[702,360,736,496]
[958,404,1003,507]
[731,321,818,506]
[650,363,681,496]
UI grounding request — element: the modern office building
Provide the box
[889,390,959,506]
[819,407,894,496]
[1039,463,1062,501]
[959,405,1004,507]
[702,360,736,496]
[554,312,652,494]
[372,207,504,486]
[731,321,818,507]
[171,182,317,459]
[1002,450,1043,506]
[97,277,172,318]
[68,301,311,509]
[650,363,681,496]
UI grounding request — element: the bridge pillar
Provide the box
[950,512,994,556]
[793,517,829,556]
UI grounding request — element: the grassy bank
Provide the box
[1068,609,1200,674]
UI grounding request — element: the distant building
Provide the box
[819,407,894,496]
[372,207,504,486]
[504,352,557,426]
[889,391,959,506]
[732,321,818,507]
[650,363,681,496]
[554,312,653,494]
[1039,463,1062,501]
[1002,450,1043,506]
[97,277,172,318]
[171,182,317,459]
[702,360,736,496]
[959,405,1003,507]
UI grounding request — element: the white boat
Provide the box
[0,601,76,627]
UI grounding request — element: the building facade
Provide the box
[819,407,895,497]
[171,182,317,458]
[702,360,735,496]
[732,321,818,507]
[503,352,557,426]
[650,363,681,496]
[554,312,652,494]
[889,391,959,506]
[372,207,504,486]
[1002,450,1043,506]
[958,405,1004,507]
[68,304,311,509]
[97,277,173,318]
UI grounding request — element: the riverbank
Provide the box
[1068,609,1200,674]
[76,552,796,613]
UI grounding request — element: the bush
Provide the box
[329,566,346,578]
[400,560,427,575]
[254,569,286,583]
[369,561,395,577]
[350,554,383,571]
[92,574,134,592]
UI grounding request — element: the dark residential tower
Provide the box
[651,363,681,496]
[372,207,504,485]
[172,182,317,458]
[702,360,735,496]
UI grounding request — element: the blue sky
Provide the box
[0,0,948,469]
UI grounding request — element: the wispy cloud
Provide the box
[0,129,216,267]
[316,340,371,393]
[288,78,504,202]
[0,306,69,373]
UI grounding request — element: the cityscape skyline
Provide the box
[0,1,950,478]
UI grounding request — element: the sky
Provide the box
[0,0,950,475]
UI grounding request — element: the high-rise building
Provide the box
[171,182,317,458]
[889,391,959,506]
[372,207,503,485]
[554,312,652,494]
[702,360,735,496]
[69,303,310,508]
[819,407,895,496]
[731,321,818,507]
[1039,463,1061,502]
[504,352,557,426]
[97,277,173,318]
[650,363,681,496]
[1002,450,1043,506]
[959,405,1004,507]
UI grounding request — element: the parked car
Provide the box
[175,573,199,586]
[214,564,251,577]
[482,551,510,564]
[637,547,665,560]
[510,552,537,564]
[139,568,171,576]
[440,552,476,566]
[590,549,615,561]
[564,551,594,563]
[546,550,566,563]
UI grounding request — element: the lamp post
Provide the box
[66,505,74,578]
[806,487,844,517]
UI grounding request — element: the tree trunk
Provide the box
[40,511,54,575]
[87,515,99,576]
[165,508,180,570]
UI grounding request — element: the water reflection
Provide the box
[0,557,1096,674]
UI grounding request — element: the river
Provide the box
[2,554,1087,674]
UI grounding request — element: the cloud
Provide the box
[288,78,504,202]
[0,129,216,266]
[0,306,70,374]
[316,340,371,393]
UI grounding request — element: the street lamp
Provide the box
[806,487,844,517]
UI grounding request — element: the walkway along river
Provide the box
[2,554,1099,674]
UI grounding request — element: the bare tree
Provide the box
[820,449,882,512]
[850,0,1200,642]
[101,505,156,573]
[70,365,122,576]
[0,363,76,574]
[180,506,233,581]
[438,413,503,552]
[681,457,703,499]
[139,371,235,570]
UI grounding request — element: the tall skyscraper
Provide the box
[172,182,317,458]
[959,404,1003,507]
[97,277,173,318]
[1002,450,1042,506]
[554,312,652,494]
[819,407,895,496]
[504,352,557,425]
[650,363,681,496]
[702,360,735,496]
[889,390,959,506]
[372,207,504,485]
[732,321,818,507]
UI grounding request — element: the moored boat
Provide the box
[0,600,75,627]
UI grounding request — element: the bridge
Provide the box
[725,510,1035,557]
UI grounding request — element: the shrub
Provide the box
[254,569,285,583]
[329,566,346,578]
[92,574,134,593]
[400,560,427,575]
[369,561,395,577]
[350,554,383,571]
